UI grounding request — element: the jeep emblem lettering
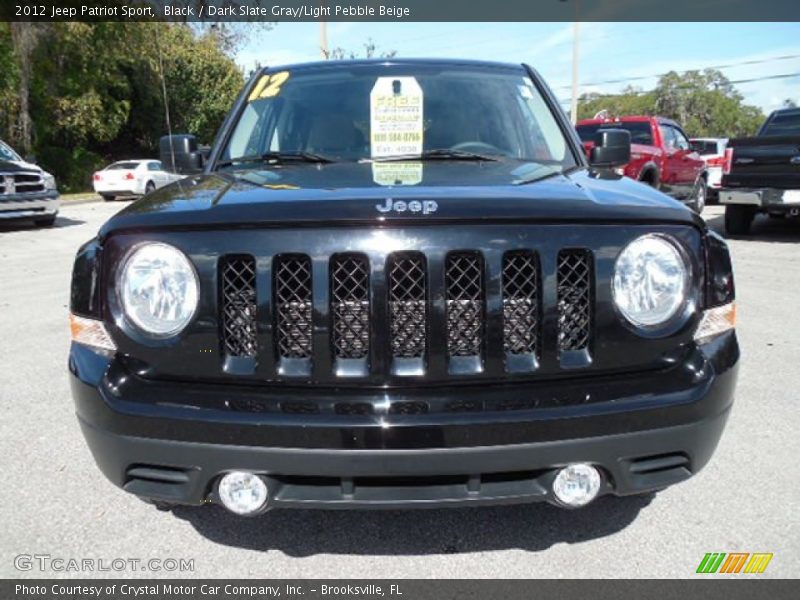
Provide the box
[376,198,437,214]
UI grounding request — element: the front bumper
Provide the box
[0,190,59,220]
[720,188,800,210]
[70,332,739,509]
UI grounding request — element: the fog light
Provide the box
[552,463,601,507]
[218,472,268,515]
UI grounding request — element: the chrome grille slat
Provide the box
[331,255,370,359]
[275,255,313,359]
[445,253,484,358]
[220,256,257,358]
[388,253,427,358]
[502,251,539,356]
[557,249,592,352]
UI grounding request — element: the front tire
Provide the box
[725,205,755,235]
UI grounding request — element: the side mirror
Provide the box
[589,128,631,168]
[159,134,204,174]
[25,154,36,164]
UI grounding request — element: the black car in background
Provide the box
[69,59,738,515]
[721,107,800,234]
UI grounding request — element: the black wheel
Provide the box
[725,205,755,235]
[101,194,114,202]
[34,215,56,227]
[690,178,706,214]
[144,181,156,195]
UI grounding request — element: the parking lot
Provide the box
[0,201,798,578]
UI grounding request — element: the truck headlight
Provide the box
[43,172,57,191]
[613,234,689,328]
[118,243,199,337]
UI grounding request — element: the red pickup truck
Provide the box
[576,116,708,213]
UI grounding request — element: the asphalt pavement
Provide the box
[0,201,798,578]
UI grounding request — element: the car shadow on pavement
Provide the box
[705,213,800,243]
[0,216,85,232]
[172,494,654,556]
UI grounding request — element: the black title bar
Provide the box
[2,0,799,22]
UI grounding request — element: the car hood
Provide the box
[99,161,700,236]
[0,159,44,173]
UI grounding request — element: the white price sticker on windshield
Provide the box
[370,77,424,158]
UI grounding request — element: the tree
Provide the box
[577,69,764,138]
[577,86,656,121]
[0,22,244,191]
[325,38,397,60]
[653,69,763,137]
[8,23,46,154]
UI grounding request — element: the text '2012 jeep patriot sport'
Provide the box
[69,59,739,514]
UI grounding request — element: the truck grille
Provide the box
[0,172,46,195]
[218,246,595,380]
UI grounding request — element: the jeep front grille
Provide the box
[274,255,313,359]
[220,256,257,358]
[557,249,592,352]
[215,246,596,380]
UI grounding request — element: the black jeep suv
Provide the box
[69,59,738,514]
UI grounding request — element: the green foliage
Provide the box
[0,22,244,192]
[327,38,397,60]
[577,69,765,138]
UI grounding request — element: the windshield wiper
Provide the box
[513,164,562,185]
[217,151,334,168]
[369,149,500,163]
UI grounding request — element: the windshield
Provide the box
[760,110,800,136]
[107,161,140,170]
[576,121,654,145]
[689,140,722,155]
[0,141,22,162]
[221,64,577,169]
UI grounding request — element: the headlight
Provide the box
[119,243,199,337]
[43,172,57,191]
[613,234,689,328]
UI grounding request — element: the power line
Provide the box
[554,54,800,89]
[557,71,800,104]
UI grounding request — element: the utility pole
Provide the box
[570,19,580,124]
[319,1,328,59]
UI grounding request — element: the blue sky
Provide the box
[236,22,799,112]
